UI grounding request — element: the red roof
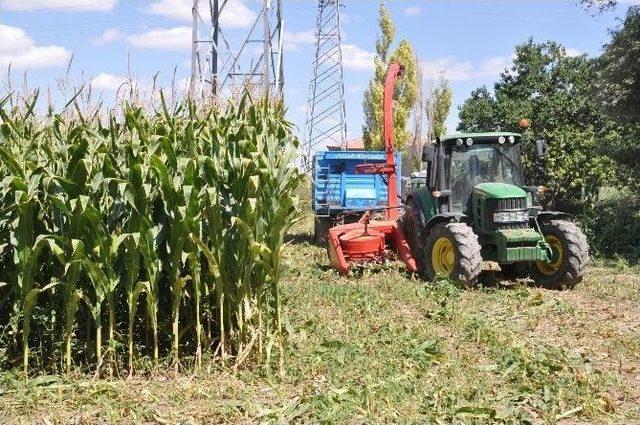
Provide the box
[327,137,365,151]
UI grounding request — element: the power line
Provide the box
[21,24,155,41]
[14,16,153,30]
[1,0,137,13]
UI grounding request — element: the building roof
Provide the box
[326,137,365,151]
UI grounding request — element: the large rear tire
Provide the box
[402,199,427,275]
[314,217,333,247]
[531,220,589,290]
[424,222,482,286]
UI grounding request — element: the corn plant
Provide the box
[0,89,302,376]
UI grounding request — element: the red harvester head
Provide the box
[326,62,417,275]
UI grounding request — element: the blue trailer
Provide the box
[312,150,402,244]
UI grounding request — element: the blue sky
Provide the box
[0,0,636,141]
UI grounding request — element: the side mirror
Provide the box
[422,145,436,162]
[535,139,548,158]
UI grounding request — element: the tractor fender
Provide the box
[535,211,571,222]
[424,213,468,235]
[405,189,437,227]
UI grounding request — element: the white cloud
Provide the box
[91,73,127,91]
[404,5,421,16]
[176,77,191,92]
[92,26,191,51]
[93,28,124,45]
[341,12,362,24]
[2,0,117,12]
[0,24,72,69]
[347,85,363,93]
[422,56,512,81]
[147,0,191,20]
[147,0,255,28]
[90,73,160,97]
[284,30,315,52]
[342,44,375,71]
[127,27,191,51]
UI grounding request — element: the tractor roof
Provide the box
[439,132,522,144]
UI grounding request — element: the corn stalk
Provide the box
[0,90,302,374]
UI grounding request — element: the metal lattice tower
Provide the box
[303,0,347,169]
[191,0,284,98]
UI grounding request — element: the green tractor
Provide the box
[404,132,589,289]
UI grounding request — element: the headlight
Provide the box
[493,210,529,223]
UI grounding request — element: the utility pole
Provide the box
[263,0,271,95]
[303,0,347,170]
[211,0,219,96]
[191,0,284,98]
[190,0,199,96]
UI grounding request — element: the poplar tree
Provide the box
[362,1,418,150]
[426,74,453,140]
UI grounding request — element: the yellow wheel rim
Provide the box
[536,235,564,276]
[432,237,456,275]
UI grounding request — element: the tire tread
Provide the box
[532,219,589,290]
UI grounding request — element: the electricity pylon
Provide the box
[303,0,347,170]
[191,0,284,98]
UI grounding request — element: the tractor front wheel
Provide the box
[531,220,589,290]
[424,222,482,286]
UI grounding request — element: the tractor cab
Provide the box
[445,133,525,213]
[421,132,533,216]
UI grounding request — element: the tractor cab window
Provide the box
[446,143,524,212]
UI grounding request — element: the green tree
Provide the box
[597,7,640,123]
[580,0,617,11]
[596,6,640,190]
[362,1,418,150]
[457,40,616,210]
[456,86,499,132]
[426,74,452,140]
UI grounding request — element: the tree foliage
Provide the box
[456,86,498,133]
[580,0,617,11]
[426,74,453,140]
[596,6,640,190]
[597,6,640,123]
[457,40,616,209]
[362,1,418,150]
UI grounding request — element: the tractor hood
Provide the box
[473,182,526,199]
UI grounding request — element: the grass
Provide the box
[1,215,638,424]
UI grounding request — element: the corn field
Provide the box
[0,91,303,376]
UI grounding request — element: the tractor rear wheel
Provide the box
[424,222,482,286]
[402,199,427,275]
[314,217,333,246]
[531,220,589,290]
